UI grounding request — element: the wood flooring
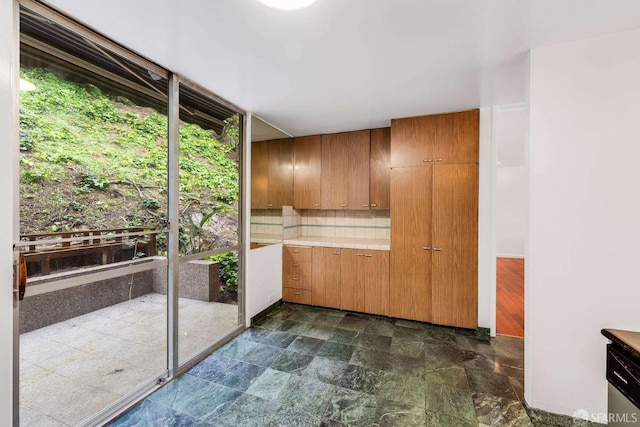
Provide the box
[496,257,524,337]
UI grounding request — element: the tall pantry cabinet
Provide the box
[389,110,479,329]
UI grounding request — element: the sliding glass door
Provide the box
[175,80,244,366]
[15,2,245,425]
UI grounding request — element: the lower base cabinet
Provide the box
[341,249,389,315]
[284,245,389,315]
[282,288,312,304]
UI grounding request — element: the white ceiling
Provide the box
[46,0,640,136]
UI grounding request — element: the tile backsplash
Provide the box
[250,209,283,235]
[252,207,391,240]
[299,210,390,239]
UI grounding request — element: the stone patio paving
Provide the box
[19,293,239,426]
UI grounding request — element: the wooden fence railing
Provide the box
[20,227,158,276]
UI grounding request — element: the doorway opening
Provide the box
[494,104,526,338]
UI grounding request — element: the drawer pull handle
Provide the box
[314,203,320,207]
[433,158,442,162]
[292,262,300,267]
[423,159,432,162]
[293,250,300,253]
[293,277,300,281]
[370,203,377,207]
[340,204,347,207]
[422,246,431,250]
[293,292,300,295]
[362,204,369,207]
[433,247,442,251]
[356,253,365,257]
[333,251,341,255]
[267,203,273,207]
[364,254,373,258]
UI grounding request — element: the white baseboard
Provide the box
[496,253,525,259]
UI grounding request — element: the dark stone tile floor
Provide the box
[109,304,586,426]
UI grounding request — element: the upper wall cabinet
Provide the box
[391,109,479,167]
[369,127,391,210]
[250,138,293,209]
[251,141,270,209]
[293,135,322,209]
[321,130,370,210]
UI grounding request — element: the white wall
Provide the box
[478,107,494,332]
[0,0,17,424]
[496,107,526,258]
[244,114,283,326]
[527,28,640,417]
[245,243,283,324]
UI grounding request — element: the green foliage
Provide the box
[208,252,238,290]
[142,197,160,210]
[80,172,110,191]
[179,211,217,254]
[21,170,45,181]
[19,67,240,246]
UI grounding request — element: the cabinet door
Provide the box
[341,249,365,312]
[321,133,349,209]
[293,136,322,209]
[390,166,432,322]
[311,246,325,306]
[347,130,371,210]
[250,141,269,209]
[267,138,293,208]
[323,248,343,309]
[433,110,479,164]
[431,164,478,329]
[390,115,436,167]
[369,128,391,210]
[364,250,389,316]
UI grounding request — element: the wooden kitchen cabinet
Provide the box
[312,247,342,309]
[321,130,370,210]
[369,127,391,210]
[293,135,322,209]
[390,109,478,167]
[390,166,433,322]
[347,131,371,210]
[390,115,436,167]
[282,246,313,304]
[363,250,390,316]
[431,164,478,329]
[433,110,479,164]
[340,249,366,313]
[341,249,389,315]
[251,138,293,209]
[285,245,389,315]
[283,288,312,305]
[250,141,269,209]
[389,163,478,327]
[311,247,326,306]
[320,133,350,209]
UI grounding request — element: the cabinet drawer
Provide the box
[283,287,312,305]
[283,274,312,290]
[283,246,312,263]
[283,261,312,277]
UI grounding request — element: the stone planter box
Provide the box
[152,260,220,302]
[19,259,221,333]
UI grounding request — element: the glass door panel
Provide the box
[18,5,170,424]
[177,81,242,365]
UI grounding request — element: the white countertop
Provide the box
[250,233,282,244]
[283,236,390,251]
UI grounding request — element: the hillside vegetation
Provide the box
[19,68,240,253]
